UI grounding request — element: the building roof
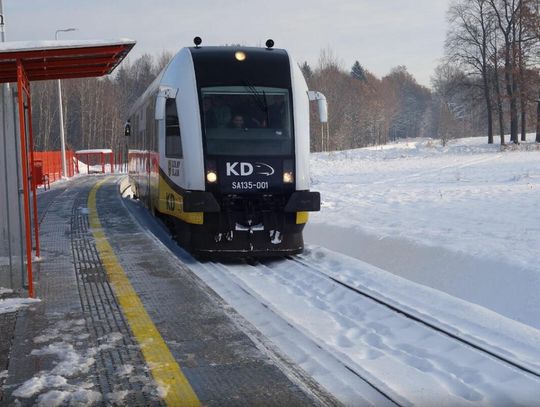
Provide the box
[0,39,136,83]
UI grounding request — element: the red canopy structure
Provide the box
[0,39,135,81]
[0,39,135,297]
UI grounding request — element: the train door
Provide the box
[155,87,184,214]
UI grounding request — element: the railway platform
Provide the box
[1,175,337,406]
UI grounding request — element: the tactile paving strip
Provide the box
[70,194,164,407]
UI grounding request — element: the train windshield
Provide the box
[201,86,293,156]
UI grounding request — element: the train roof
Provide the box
[188,45,287,57]
[128,45,291,118]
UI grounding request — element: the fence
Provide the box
[31,148,128,189]
[33,150,76,184]
[75,149,114,174]
[115,148,128,174]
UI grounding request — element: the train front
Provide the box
[190,46,320,257]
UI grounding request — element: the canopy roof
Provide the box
[0,39,136,83]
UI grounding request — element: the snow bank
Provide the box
[0,286,13,295]
[0,294,39,314]
[309,134,540,328]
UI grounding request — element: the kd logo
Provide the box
[226,162,254,176]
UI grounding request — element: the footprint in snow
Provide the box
[403,354,435,373]
[364,333,386,350]
[308,296,330,311]
[335,335,354,348]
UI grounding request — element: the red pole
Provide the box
[111,151,114,174]
[87,153,90,174]
[16,61,34,298]
[48,153,52,181]
[101,152,105,173]
[70,151,73,176]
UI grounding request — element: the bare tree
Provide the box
[31,81,58,150]
[432,63,474,145]
[515,0,540,141]
[537,88,540,142]
[488,0,524,143]
[384,66,431,141]
[447,0,497,143]
[489,32,508,143]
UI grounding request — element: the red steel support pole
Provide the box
[16,61,34,298]
[101,153,105,173]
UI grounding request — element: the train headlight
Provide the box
[207,171,218,183]
[283,171,294,184]
[235,51,246,61]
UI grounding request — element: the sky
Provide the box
[2,0,450,88]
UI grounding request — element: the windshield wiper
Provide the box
[242,80,269,122]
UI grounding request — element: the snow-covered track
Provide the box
[199,254,540,405]
[287,255,540,380]
[195,259,400,406]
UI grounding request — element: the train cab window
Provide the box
[165,98,183,158]
[201,86,293,156]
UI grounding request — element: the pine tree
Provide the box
[300,61,313,80]
[351,61,366,81]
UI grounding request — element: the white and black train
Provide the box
[125,38,327,258]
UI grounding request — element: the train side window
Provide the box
[165,98,183,158]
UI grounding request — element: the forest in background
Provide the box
[30,0,540,153]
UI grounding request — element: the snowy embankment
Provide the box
[306,135,540,329]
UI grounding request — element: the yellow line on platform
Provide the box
[88,178,201,407]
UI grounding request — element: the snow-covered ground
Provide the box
[306,135,540,329]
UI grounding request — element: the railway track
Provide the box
[190,254,540,406]
[286,255,540,380]
[195,259,400,406]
